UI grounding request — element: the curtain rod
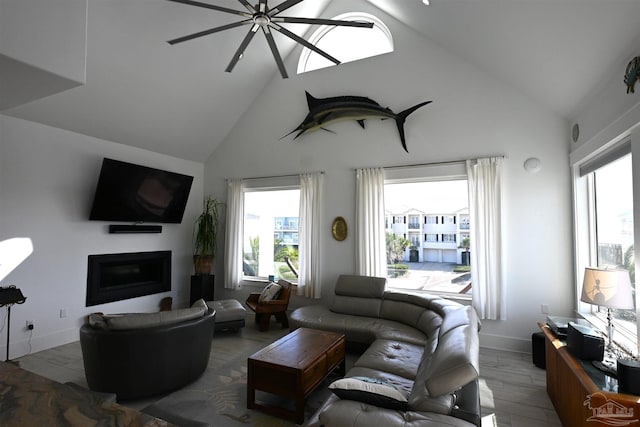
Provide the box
[231,171,325,181]
[355,155,507,171]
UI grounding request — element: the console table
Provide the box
[539,323,640,427]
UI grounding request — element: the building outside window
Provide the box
[384,179,469,295]
[426,215,438,224]
[425,233,438,242]
[243,188,300,281]
[442,234,457,243]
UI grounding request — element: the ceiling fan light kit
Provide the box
[166,0,374,78]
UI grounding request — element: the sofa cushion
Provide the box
[425,306,480,396]
[290,305,378,344]
[318,398,477,427]
[354,339,424,380]
[331,275,386,317]
[334,275,386,298]
[89,299,208,330]
[380,299,426,329]
[408,352,456,415]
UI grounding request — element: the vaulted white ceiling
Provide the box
[3,0,640,161]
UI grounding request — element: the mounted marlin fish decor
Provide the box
[284,92,432,152]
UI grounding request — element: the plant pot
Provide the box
[193,255,214,275]
[462,251,470,266]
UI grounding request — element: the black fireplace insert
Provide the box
[86,251,171,306]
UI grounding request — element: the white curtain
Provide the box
[466,157,505,320]
[297,173,324,298]
[356,168,387,277]
[224,179,244,290]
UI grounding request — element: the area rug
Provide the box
[148,337,497,427]
[147,343,339,427]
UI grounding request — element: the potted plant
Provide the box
[193,196,224,275]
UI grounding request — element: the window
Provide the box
[460,216,470,230]
[574,142,636,353]
[426,215,438,224]
[384,179,470,294]
[442,234,457,243]
[243,188,300,282]
[297,12,393,74]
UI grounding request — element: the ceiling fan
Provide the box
[166,0,374,78]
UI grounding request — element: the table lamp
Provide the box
[580,267,634,351]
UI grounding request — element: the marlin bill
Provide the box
[284,92,432,152]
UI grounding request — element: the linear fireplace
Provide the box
[86,251,171,306]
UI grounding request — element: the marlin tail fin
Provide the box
[395,101,432,152]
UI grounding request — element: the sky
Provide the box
[384,180,469,214]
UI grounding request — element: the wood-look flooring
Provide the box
[16,322,561,427]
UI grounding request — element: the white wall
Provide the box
[0,115,203,359]
[0,0,87,109]
[570,50,640,162]
[205,1,574,352]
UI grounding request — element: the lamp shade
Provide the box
[581,267,635,310]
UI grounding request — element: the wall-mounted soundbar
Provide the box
[109,225,163,234]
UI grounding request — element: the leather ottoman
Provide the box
[207,299,246,332]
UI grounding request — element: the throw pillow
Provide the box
[258,282,282,303]
[328,376,410,410]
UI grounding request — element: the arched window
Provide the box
[297,12,393,74]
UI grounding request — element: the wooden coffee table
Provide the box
[247,327,346,424]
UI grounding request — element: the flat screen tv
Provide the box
[89,158,194,224]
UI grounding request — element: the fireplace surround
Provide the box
[86,251,171,306]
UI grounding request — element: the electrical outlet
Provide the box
[59,308,67,318]
[541,304,549,314]
[26,320,34,330]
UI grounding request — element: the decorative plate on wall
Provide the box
[331,217,347,241]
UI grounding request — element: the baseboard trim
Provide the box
[480,332,531,354]
[1,327,79,360]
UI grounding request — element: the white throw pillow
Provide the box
[258,282,282,303]
[328,376,410,410]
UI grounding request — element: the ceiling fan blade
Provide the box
[270,22,340,65]
[262,26,288,79]
[167,20,251,45]
[275,17,374,28]
[226,24,260,73]
[258,0,267,13]
[268,0,303,16]
[167,0,252,18]
[236,0,255,13]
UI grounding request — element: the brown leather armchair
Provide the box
[246,279,292,331]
